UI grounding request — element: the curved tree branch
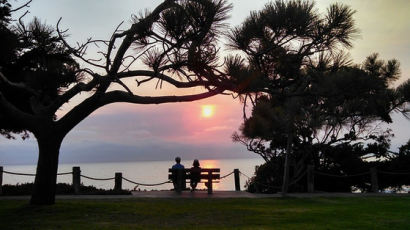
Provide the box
[57,87,224,134]
[116,70,214,88]
[46,75,102,113]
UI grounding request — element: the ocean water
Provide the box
[1,158,265,191]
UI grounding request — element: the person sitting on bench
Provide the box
[190,159,201,191]
[171,156,185,192]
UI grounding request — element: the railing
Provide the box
[0,166,242,195]
[223,166,410,193]
[2,165,409,195]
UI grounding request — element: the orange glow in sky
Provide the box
[201,105,215,118]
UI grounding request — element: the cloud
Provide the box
[204,126,230,132]
[64,95,244,145]
[58,139,253,163]
[0,94,252,165]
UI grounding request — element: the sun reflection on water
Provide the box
[200,159,219,169]
[196,159,221,190]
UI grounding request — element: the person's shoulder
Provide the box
[172,164,184,169]
[172,164,178,169]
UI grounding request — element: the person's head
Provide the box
[175,157,181,164]
[193,159,200,167]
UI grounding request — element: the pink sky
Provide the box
[0,0,409,164]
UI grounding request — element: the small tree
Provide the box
[0,0,233,205]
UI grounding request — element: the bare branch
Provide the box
[114,79,133,95]
[18,10,29,30]
[10,0,32,12]
[116,70,214,88]
[106,21,125,71]
[46,75,101,113]
[119,45,156,72]
[109,0,179,75]
[56,18,106,70]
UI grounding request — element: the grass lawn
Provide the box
[0,196,409,229]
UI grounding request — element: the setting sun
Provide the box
[201,105,215,118]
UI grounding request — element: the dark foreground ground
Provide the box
[1,194,409,229]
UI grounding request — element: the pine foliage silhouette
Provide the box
[228,0,410,193]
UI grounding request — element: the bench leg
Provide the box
[207,172,213,194]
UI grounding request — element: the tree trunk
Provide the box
[281,130,293,194]
[30,133,63,205]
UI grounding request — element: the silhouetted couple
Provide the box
[172,157,201,192]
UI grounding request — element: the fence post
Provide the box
[370,167,379,193]
[307,165,314,193]
[0,166,3,195]
[73,166,81,195]
[115,172,122,191]
[234,169,240,191]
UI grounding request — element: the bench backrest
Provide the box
[168,168,220,180]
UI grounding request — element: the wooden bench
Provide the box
[168,168,220,194]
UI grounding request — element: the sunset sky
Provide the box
[0,0,409,165]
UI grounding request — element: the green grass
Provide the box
[1,197,409,229]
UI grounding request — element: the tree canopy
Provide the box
[0,0,234,205]
[228,0,410,193]
[1,0,233,141]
